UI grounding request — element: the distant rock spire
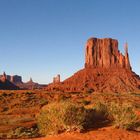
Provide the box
[29,77,33,82]
[0,71,7,82]
[124,42,131,70]
[3,71,7,79]
[53,74,60,84]
[125,42,128,54]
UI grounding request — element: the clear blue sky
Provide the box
[0,0,140,84]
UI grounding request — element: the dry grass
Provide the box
[37,101,87,136]
[0,90,140,138]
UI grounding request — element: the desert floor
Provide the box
[0,90,140,140]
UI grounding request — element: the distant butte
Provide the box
[46,37,140,93]
[0,72,46,90]
[0,72,19,90]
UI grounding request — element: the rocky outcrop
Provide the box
[0,73,23,84]
[53,74,61,84]
[10,75,23,84]
[0,72,19,90]
[17,78,45,90]
[46,37,140,93]
[85,38,131,70]
[0,72,7,82]
[0,72,45,90]
[46,68,140,93]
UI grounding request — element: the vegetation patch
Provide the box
[0,126,39,139]
[93,101,140,131]
[37,101,89,136]
[0,91,140,139]
[108,102,140,130]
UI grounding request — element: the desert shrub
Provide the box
[39,98,48,106]
[58,94,68,101]
[93,101,140,130]
[81,99,91,105]
[26,91,33,95]
[93,101,109,120]
[108,102,140,130]
[37,101,88,136]
[7,126,39,139]
[37,100,140,136]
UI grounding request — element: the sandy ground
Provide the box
[17,126,140,140]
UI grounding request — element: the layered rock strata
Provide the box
[46,37,140,93]
[85,38,131,70]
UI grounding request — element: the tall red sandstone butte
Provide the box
[85,38,131,70]
[46,37,140,93]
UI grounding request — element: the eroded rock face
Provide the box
[46,68,140,93]
[53,74,61,84]
[0,72,19,90]
[0,73,23,84]
[46,37,140,93]
[85,38,131,70]
[10,75,23,84]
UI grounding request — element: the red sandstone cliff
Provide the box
[85,38,131,70]
[46,37,140,93]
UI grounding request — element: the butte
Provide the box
[46,37,140,93]
[0,72,19,90]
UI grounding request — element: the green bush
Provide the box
[37,100,140,137]
[108,102,140,130]
[94,101,140,131]
[37,101,87,136]
[93,102,140,131]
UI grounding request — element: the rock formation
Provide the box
[0,72,45,90]
[0,73,23,84]
[10,75,23,84]
[53,74,61,84]
[85,38,131,70]
[0,72,19,90]
[17,77,45,90]
[0,72,7,82]
[46,37,140,93]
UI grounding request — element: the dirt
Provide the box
[0,90,140,139]
[31,126,140,140]
[46,68,140,93]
